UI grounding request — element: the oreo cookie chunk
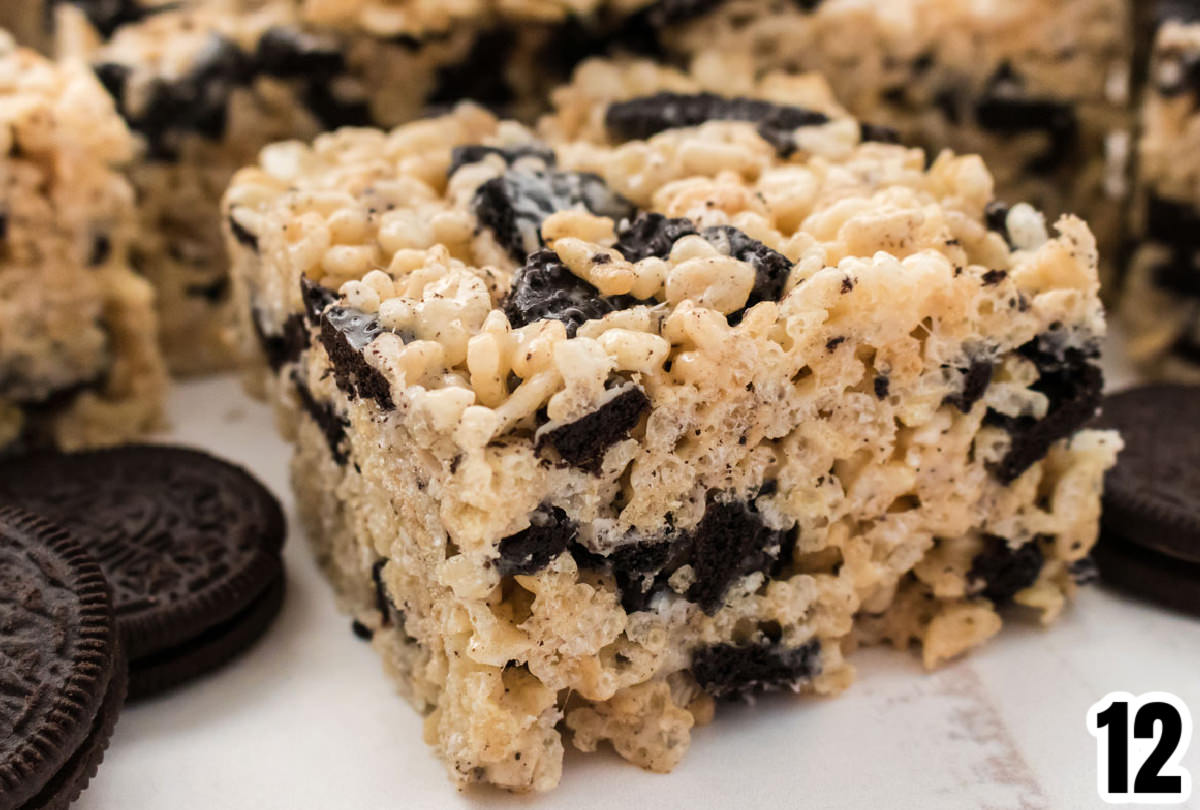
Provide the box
[604,92,898,156]
[1094,385,1200,564]
[473,169,636,263]
[605,92,829,156]
[504,249,652,338]
[0,445,287,700]
[0,506,126,810]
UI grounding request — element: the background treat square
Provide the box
[53,0,666,374]
[650,0,1133,288]
[224,61,1120,792]
[1121,10,1200,381]
[42,0,1143,378]
[0,35,165,452]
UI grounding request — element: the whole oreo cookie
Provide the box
[0,445,286,699]
[0,506,123,810]
[1094,532,1200,618]
[1094,385,1200,563]
[128,574,285,701]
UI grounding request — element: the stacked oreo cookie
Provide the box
[1094,385,1200,616]
[0,445,286,807]
[0,507,125,810]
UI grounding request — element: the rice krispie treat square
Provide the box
[647,0,1132,285]
[224,61,1120,792]
[1122,9,1200,381]
[0,35,165,452]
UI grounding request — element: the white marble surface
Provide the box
[76,334,1199,810]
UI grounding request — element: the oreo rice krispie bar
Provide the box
[0,34,165,452]
[224,61,1121,791]
[649,0,1132,284]
[1121,5,1200,381]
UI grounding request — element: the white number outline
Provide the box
[1087,691,1192,805]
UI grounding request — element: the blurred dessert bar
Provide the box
[0,34,165,451]
[652,0,1133,284]
[54,0,662,373]
[1121,4,1200,380]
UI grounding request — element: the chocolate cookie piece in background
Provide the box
[0,506,124,810]
[0,445,287,700]
[1091,384,1200,616]
[1094,385,1200,564]
[1094,532,1200,617]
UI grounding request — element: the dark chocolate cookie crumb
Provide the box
[448,144,556,178]
[372,559,392,624]
[253,311,307,372]
[1145,193,1200,246]
[64,0,179,39]
[985,334,1103,482]
[293,373,350,465]
[974,64,1079,173]
[685,493,793,614]
[504,249,650,337]
[1068,556,1099,586]
[319,306,395,409]
[968,534,1046,604]
[93,61,130,107]
[301,83,373,131]
[691,639,821,700]
[613,213,698,262]
[254,26,346,80]
[859,121,902,144]
[496,504,577,576]
[96,26,371,160]
[127,33,252,159]
[88,233,112,267]
[611,215,793,322]
[427,29,517,112]
[579,487,795,615]
[1151,251,1200,298]
[186,276,230,303]
[473,170,636,263]
[701,225,792,322]
[536,386,650,472]
[943,358,995,412]
[300,276,337,327]
[605,92,830,155]
[984,201,1012,245]
[604,539,677,613]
